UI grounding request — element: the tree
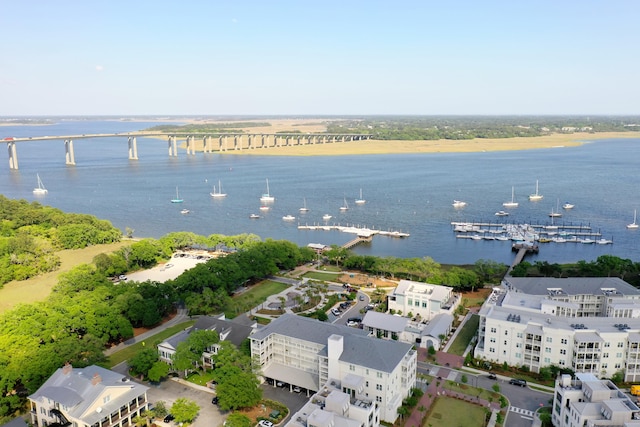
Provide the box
[224,413,252,427]
[170,398,199,424]
[147,361,170,383]
[129,348,158,378]
[215,365,262,411]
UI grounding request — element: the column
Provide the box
[7,141,18,169]
[65,139,76,165]
[233,135,239,150]
[296,136,301,146]
[168,136,178,156]
[203,136,210,153]
[248,134,253,149]
[128,137,138,160]
[261,134,266,148]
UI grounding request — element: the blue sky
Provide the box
[2,0,639,116]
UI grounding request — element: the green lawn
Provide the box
[103,320,195,369]
[448,314,479,356]
[424,396,487,427]
[225,280,290,318]
[303,271,341,281]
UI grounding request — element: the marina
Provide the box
[298,224,410,238]
[452,220,611,244]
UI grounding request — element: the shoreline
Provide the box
[177,131,640,156]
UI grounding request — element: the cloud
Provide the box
[95,65,104,72]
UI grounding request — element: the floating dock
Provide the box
[298,224,410,238]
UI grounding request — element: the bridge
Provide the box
[2,131,372,169]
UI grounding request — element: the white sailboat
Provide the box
[210,180,227,198]
[528,180,543,201]
[299,198,309,213]
[355,188,366,205]
[260,179,275,202]
[549,199,562,218]
[171,187,183,203]
[340,196,349,211]
[627,210,639,229]
[33,174,48,195]
[452,200,467,208]
[323,214,332,221]
[562,202,575,210]
[503,186,518,208]
[282,215,296,221]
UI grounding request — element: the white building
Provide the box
[158,314,255,368]
[361,311,454,350]
[28,364,149,427]
[552,373,640,427]
[475,277,640,381]
[387,280,459,321]
[250,314,417,424]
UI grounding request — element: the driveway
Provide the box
[144,378,223,427]
[261,384,310,423]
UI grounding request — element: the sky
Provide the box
[1,0,639,116]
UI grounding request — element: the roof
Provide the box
[29,365,148,426]
[1,418,28,427]
[421,313,454,338]
[504,277,640,296]
[362,311,408,332]
[393,280,452,301]
[251,314,414,373]
[159,315,254,350]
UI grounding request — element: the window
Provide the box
[516,343,521,348]
[602,363,608,369]
[349,365,355,371]
[490,328,497,333]
[376,384,382,391]
[604,342,610,347]
[490,338,496,343]
[504,340,508,345]
[603,353,609,358]
[618,342,624,348]
[489,347,495,353]
[103,395,111,404]
[559,360,565,366]
[561,338,568,345]
[517,332,523,338]
[377,372,382,378]
[615,363,622,369]
[544,357,551,363]
[545,347,551,353]
[546,337,552,343]
[408,299,412,305]
[505,330,509,336]
[616,353,623,358]
[415,300,419,306]
[422,302,427,308]
[560,349,566,355]
[376,396,382,402]
[366,381,369,387]
[515,353,521,358]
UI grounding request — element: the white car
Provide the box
[258,420,274,427]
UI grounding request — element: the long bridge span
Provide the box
[2,131,372,169]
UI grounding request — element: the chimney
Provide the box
[62,363,72,375]
[91,373,102,386]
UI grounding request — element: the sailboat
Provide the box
[355,188,366,205]
[33,174,48,195]
[340,196,349,211]
[549,199,562,218]
[529,180,543,201]
[171,187,183,203]
[628,210,639,230]
[503,186,518,208]
[299,198,309,213]
[210,180,227,198]
[260,179,275,202]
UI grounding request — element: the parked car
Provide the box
[359,295,365,301]
[331,308,340,316]
[276,381,287,388]
[258,421,273,427]
[292,386,302,393]
[509,378,527,387]
[163,414,175,423]
[488,373,497,380]
[211,396,219,405]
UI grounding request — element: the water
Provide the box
[1,120,639,265]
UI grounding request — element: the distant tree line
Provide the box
[146,122,271,133]
[325,116,640,140]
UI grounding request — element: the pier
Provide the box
[297,224,410,241]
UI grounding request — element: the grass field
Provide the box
[425,396,487,427]
[103,320,195,369]
[303,271,342,281]
[448,314,480,356]
[225,280,290,318]
[0,241,132,314]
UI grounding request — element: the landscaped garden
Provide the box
[423,396,489,427]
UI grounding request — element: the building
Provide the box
[158,314,255,368]
[361,311,454,350]
[475,277,640,380]
[552,373,640,427]
[387,280,459,321]
[250,314,417,423]
[28,364,149,427]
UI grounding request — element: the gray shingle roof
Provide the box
[251,314,413,373]
[504,277,640,296]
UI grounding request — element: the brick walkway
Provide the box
[405,366,501,427]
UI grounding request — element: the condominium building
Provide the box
[28,364,149,427]
[387,280,459,321]
[552,373,640,427]
[250,314,417,424]
[475,277,640,381]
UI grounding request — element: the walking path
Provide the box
[405,366,502,427]
[104,307,189,356]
